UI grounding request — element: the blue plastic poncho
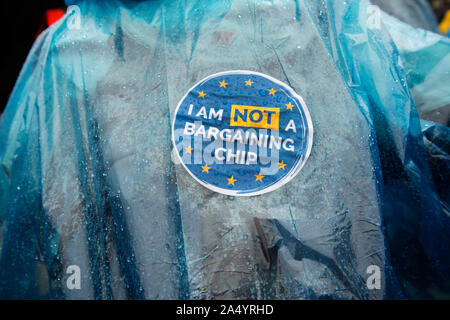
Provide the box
[0,0,449,299]
[372,0,439,31]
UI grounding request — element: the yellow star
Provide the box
[245,79,254,86]
[201,164,211,173]
[268,88,277,96]
[255,172,265,182]
[184,146,194,155]
[198,91,206,98]
[219,80,228,88]
[227,176,237,186]
[286,102,294,111]
[278,160,287,170]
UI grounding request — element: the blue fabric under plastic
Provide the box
[0,0,449,299]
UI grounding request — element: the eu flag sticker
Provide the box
[172,70,313,197]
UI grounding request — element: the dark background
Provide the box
[429,0,450,21]
[0,0,449,114]
[0,0,66,113]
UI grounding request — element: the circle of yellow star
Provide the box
[198,91,206,98]
[227,176,237,186]
[268,88,277,96]
[245,79,254,86]
[255,172,265,182]
[278,160,287,170]
[286,102,294,111]
[184,146,194,155]
[219,80,228,88]
[201,164,211,173]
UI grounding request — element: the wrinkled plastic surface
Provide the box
[380,10,450,126]
[0,0,449,299]
[371,0,438,31]
[307,0,450,299]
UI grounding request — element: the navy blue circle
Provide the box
[172,71,313,196]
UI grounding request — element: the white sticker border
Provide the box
[171,70,314,197]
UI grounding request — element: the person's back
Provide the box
[0,0,447,300]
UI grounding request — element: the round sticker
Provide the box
[172,70,313,196]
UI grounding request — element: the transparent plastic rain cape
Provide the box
[0,0,449,299]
